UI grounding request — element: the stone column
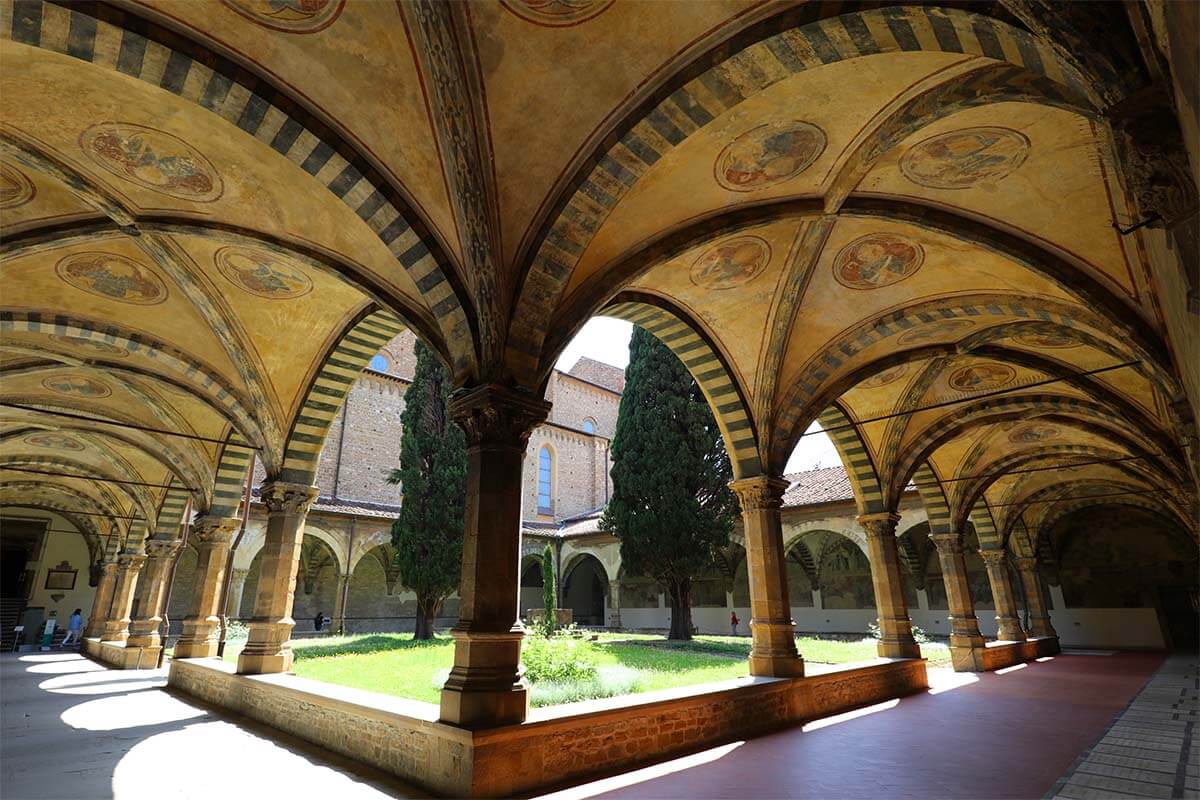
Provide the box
[980,549,1026,641]
[238,482,319,674]
[101,553,146,643]
[729,476,804,678]
[85,561,119,638]
[227,568,249,620]
[1013,557,1058,639]
[859,513,921,659]
[928,532,986,671]
[609,582,622,629]
[126,539,181,654]
[175,516,239,658]
[332,572,349,634]
[440,384,550,729]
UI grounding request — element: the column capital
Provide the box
[117,552,147,571]
[927,531,964,555]
[192,515,241,545]
[449,383,551,448]
[144,538,181,560]
[857,512,900,538]
[978,548,1008,567]
[100,560,120,575]
[1012,556,1038,571]
[259,481,319,516]
[728,475,790,510]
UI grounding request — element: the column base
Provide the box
[1028,622,1058,640]
[877,636,922,659]
[237,650,294,674]
[237,619,295,675]
[749,653,805,678]
[749,619,804,677]
[175,616,219,659]
[174,640,219,659]
[439,627,528,728]
[949,643,987,672]
[996,620,1027,642]
[99,622,129,644]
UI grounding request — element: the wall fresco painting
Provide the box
[24,433,85,452]
[221,0,345,33]
[689,236,771,290]
[79,123,223,202]
[833,234,924,290]
[500,0,614,27]
[947,363,1016,392]
[215,246,314,300]
[0,162,35,209]
[41,374,112,399]
[55,252,168,305]
[900,127,1030,190]
[715,120,826,192]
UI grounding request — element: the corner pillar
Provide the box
[928,532,986,671]
[608,581,621,630]
[126,539,181,655]
[439,384,550,729]
[175,516,239,658]
[101,553,146,643]
[980,549,1026,642]
[237,482,319,674]
[729,476,804,677]
[859,513,921,659]
[84,561,119,639]
[1014,557,1059,644]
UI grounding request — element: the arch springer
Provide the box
[192,515,241,545]
[927,532,966,555]
[729,476,790,511]
[857,512,901,538]
[260,482,319,517]
[450,384,551,448]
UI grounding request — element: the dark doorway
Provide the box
[0,518,46,599]
[1158,587,1199,651]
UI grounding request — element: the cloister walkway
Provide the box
[0,650,1182,800]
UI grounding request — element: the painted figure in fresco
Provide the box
[719,121,825,191]
[1015,329,1078,349]
[222,0,344,32]
[860,364,907,389]
[25,433,84,451]
[42,375,109,398]
[217,248,312,299]
[1009,424,1059,444]
[57,253,166,305]
[948,363,1014,392]
[690,237,769,290]
[0,162,34,209]
[834,234,923,290]
[901,127,1029,189]
[89,129,215,197]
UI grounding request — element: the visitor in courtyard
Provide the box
[59,609,82,648]
[313,612,327,632]
[730,611,739,636]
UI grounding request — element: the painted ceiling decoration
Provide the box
[1,0,1194,559]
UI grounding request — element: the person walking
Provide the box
[60,609,83,648]
[730,610,739,636]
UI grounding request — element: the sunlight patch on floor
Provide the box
[534,741,745,800]
[61,690,207,731]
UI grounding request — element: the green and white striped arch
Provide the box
[815,404,885,515]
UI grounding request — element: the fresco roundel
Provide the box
[1013,328,1079,349]
[500,0,614,27]
[0,162,35,209]
[48,334,128,358]
[55,252,168,305]
[215,246,314,300]
[947,363,1016,392]
[25,433,85,451]
[689,236,771,290]
[41,374,112,399]
[900,127,1030,190]
[833,234,924,290]
[79,123,223,202]
[715,120,826,192]
[1008,424,1059,444]
[897,319,974,346]
[221,0,345,33]
[858,364,908,390]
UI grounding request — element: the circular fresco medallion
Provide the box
[55,252,168,305]
[41,374,112,398]
[947,362,1016,392]
[79,123,223,202]
[1008,423,1059,444]
[221,0,344,33]
[833,233,924,290]
[900,127,1030,190]
[25,433,85,451]
[858,363,908,390]
[689,236,771,290]
[215,246,314,300]
[897,319,974,346]
[500,0,614,27]
[1012,328,1079,349]
[715,120,826,192]
[0,162,35,209]
[48,334,128,358]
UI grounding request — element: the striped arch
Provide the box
[152,481,190,540]
[968,501,1002,551]
[911,462,953,535]
[0,453,156,526]
[506,4,1101,382]
[1035,496,1192,545]
[815,404,884,515]
[602,299,761,478]
[279,309,406,485]
[1006,523,1037,560]
[999,480,1174,541]
[208,433,253,518]
[2,0,474,378]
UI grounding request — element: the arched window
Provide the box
[368,354,389,372]
[582,417,596,435]
[537,446,553,514]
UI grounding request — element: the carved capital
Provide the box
[191,515,240,545]
[1012,556,1038,572]
[144,538,181,561]
[978,548,1008,568]
[857,512,900,539]
[117,553,147,572]
[259,481,319,517]
[1107,93,1199,227]
[449,383,550,448]
[729,476,790,511]
[100,560,120,576]
[928,532,964,556]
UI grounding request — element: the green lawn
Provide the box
[206,631,949,708]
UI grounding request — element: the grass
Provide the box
[197,630,951,707]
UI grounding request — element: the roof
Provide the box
[252,491,402,520]
[566,357,626,394]
[781,466,856,507]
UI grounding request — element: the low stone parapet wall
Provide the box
[168,656,927,797]
[980,636,1060,671]
[82,637,159,670]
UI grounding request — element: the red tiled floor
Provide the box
[539,652,1166,800]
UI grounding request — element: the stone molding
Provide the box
[450,384,551,448]
[259,482,319,517]
[729,476,790,510]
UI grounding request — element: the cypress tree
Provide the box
[386,340,467,640]
[540,544,556,637]
[601,327,738,640]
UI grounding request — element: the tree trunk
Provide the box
[666,578,693,641]
[414,595,441,640]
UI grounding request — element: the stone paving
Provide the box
[1050,654,1199,800]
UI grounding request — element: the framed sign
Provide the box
[44,561,77,591]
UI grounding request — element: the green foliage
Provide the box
[531,666,641,707]
[386,340,467,639]
[601,326,739,639]
[540,544,557,637]
[223,619,250,641]
[867,621,931,644]
[522,637,598,683]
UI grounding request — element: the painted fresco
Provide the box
[79,123,223,202]
[689,236,771,290]
[818,539,874,610]
[715,120,826,192]
[221,0,345,33]
[215,247,314,300]
[24,433,84,451]
[41,374,111,399]
[1009,423,1060,444]
[1013,329,1080,349]
[55,252,168,305]
[900,127,1030,189]
[500,0,614,26]
[947,363,1016,392]
[833,234,924,290]
[859,364,908,389]
[0,161,34,209]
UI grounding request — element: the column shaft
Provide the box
[730,476,803,677]
[101,554,146,643]
[929,532,986,671]
[440,384,550,729]
[1014,557,1058,639]
[859,513,921,659]
[609,582,622,629]
[238,482,318,674]
[980,549,1026,641]
[127,539,181,653]
[85,562,118,638]
[175,517,239,658]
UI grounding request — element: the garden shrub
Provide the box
[523,637,598,683]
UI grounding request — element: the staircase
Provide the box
[1,598,25,650]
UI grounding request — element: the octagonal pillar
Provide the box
[980,549,1026,642]
[928,532,986,671]
[176,516,239,659]
[859,513,921,659]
